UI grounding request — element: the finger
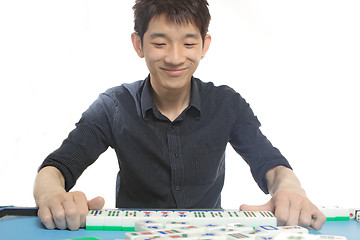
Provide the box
[240,198,273,212]
[286,201,302,226]
[72,192,90,228]
[240,204,268,212]
[310,209,326,230]
[274,199,290,226]
[38,206,56,230]
[50,201,67,230]
[81,196,105,228]
[87,196,105,210]
[62,199,81,231]
[298,205,313,228]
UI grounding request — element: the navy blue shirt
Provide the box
[40,76,291,209]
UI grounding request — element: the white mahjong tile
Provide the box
[166,233,199,239]
[103,209,123,230]
[127,229,184,239]
[122,210,143,231]
[86,209,106,230]
[255,226,279,231]
[204,211,231,225]
[199,232,227,239]
[130,236,165,240]
[318,206,350,219]
[164,221,192,229]
[152,229,185,237]
[173,211,193,223]
[210,227,239,235]
[138,224,166,232]
[125,231,159,240]
[172,225,204,235]
[349,209,355,219]
[227,211,250,225]
[254,225,282,237]
[277,226,308,234]
[236,229,265,238]
[269,232,311,240]
[154,210,177,223]
[252,226,300,239]
[229,227,277,239]
[219,211,243,225]
[226,232,255,239]
[226,223,254,232]
[234,211,276,227]
[135,220,164,232]
[201,223,226,230]
[253,236,278,240]
[139,211,160,220]
[189,211,213,225]
[313,235,348,240]
[255,212,277,227]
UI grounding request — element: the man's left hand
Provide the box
[240,190,326,230]
[240,166,326,230]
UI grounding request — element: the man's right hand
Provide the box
[34,166,105,230]
[37,191,104,231]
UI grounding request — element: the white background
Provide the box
[0,0,359,210]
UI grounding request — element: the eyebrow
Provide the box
[149,33,167,39]
[184,33,201,40]
[149,32,201,40]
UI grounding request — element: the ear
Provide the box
[201,34,211,59]
[131,32,144,58]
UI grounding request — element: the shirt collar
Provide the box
[140,75,201,120]
[140,75,154,120]
[189,77,202,119]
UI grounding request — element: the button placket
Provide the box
[166,123,185,206]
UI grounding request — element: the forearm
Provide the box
[33,166,66,207]
[265,165,306,197]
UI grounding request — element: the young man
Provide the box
[34,0,326,231]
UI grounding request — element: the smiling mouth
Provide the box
[161,68,187,77]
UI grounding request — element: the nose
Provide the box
[164,44,186,66]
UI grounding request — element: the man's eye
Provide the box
[185,43,196,47]
[153,43,166,47]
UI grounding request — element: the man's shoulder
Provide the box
[194,77,239,99]
[101,80,144,102]
[105,80,144,95]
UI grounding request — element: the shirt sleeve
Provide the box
[38,91,116,191]
[229,94,292,194]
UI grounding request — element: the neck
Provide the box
[150,80,191,122]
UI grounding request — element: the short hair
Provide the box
[133,0,211,44]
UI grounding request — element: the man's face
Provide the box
[132,14,211,93]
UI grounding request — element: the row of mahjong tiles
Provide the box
[124,224,346,240]
[85,209,348,239]
[86,210,277,231]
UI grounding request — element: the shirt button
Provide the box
[170,124,175,129]
[175,185,180,191]
[174,153,179,158]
